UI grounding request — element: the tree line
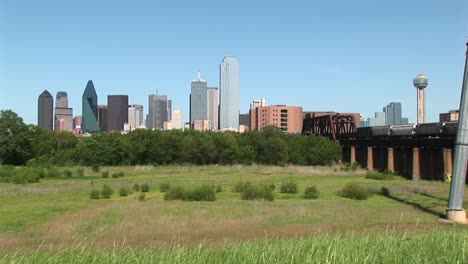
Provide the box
[0,109,342,166]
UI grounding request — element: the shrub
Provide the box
[76,168,85,177]
[233,181,252,193]
[45,168,61,178]
[133,183,140,192]
[365,171,394,181]
[215,184,222,193]
[101,184,113,198]
[160,182,171,192]
[10,169,40,184]
[119,187,128,197]
[112,173,119,178]
[338,182,371,200]
[241,184,274,201]
[303,186,320,199]
[101,171,109,178]
[185,185,216,201]
[63,169,73,177]
[164,186,186,200]
[138,193,145,201]
[118,171,125,177]
[90,189,100,199]
[380,186,390,197]
[280,179,297,194]
[268,183,276,191]
[91,164,100,172]
[141,183,150,192]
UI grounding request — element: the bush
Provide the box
[133,183,140,192]
[380,186,390,197]
[338,182,371,200]
[303,186,320,199]
[215,184,222,193]
[141,183,150,192]
[112,173,119,178]
[280,179,297,194]
[185,185,216,201]
[101,171,109,178]
[63,169,73,177]
[10,169,40,184]
[76,168,84,177]
[91,164,100,172]
[233,181,252,193]
[268,183,276,191]
[119,187,128,197]
[365,171,394,181]
[101,184,113,198]
[164,186,186,200]
[90,189,100,199]
[118,171,124,177]
[160,182,171,192]
[138,193,145,201]
[240,184,274,201]
[44,167,61,178]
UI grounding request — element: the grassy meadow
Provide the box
[0,165,467,263]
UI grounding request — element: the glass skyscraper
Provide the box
[38,90,54,130]
[219,56,239,131]
[190,73,208,126]
[207,87,219,130]
[107,95,129,131]
[82,80,100,133]
[147,93,171,130]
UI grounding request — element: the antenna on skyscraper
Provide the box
[197,70,201,80]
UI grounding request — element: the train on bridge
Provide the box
[353,122,458,139]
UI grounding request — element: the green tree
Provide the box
[0,110,36,165]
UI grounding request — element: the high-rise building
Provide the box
[190,72,208,126]
[367,112,386,127]
[251,105,303,133]
[147,93,171,130]
[107,95,129,131]
[38,90,54,130]
[172,110,183,130]
[207,87,219,130]
[249,98,267,130]
[54,92,73,131]
[82,80,100,133]
[383,102,403,125]
[98,105,108,131]
[219,56,239,131]
[128,104,144,130]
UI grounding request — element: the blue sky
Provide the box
[1,0,467,125]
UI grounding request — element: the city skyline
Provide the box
[1,1,468,125]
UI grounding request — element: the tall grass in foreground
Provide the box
[1,229,466,264]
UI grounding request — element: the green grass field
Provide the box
[0,165,467,263]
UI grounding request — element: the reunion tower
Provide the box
[413,74,428,124]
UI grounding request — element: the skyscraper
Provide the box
[38,90,54,130]
[54,91,73,131]
[172,110,183,130]
[219,56,239,131]
[207,87,219,130]
[128,104,144,130]
[107,95,129,131]
[82,80,100,133]
[383,102,402,125]
[147,93,171,130]
[190,72,208,126]
[98,105,108,131]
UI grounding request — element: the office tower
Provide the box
[73,116,82,129]
[193,120,210,131]
[107,95,129,131]
[128,104,144,130]
[147,93,171,130]
[82,80,100,133]
[219,56,239,131]
[367,112,386,126]
[190,72,208,126]
[250,105,303,133]
[384,102,403,125]
[207,87,219,130]
[172,110,183,130]
[54,92,73,131]
[38,90,54,130]
[413,74,428,124]
[98,105,108,131]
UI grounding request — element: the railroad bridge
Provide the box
[303,113,466,182]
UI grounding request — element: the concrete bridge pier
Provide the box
[367,147,374,170]
[387,147,395,173]
[443,148,453,182]
[412,147,421,181]
[350,146,356,164]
